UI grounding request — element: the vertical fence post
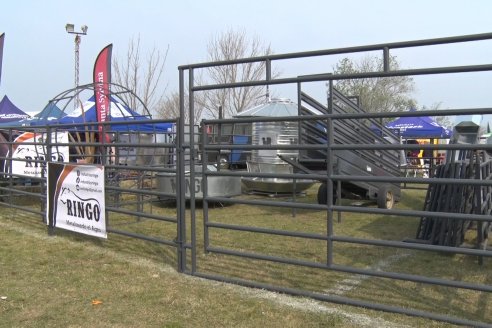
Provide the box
[326,80,335,267]
[6,128,14,206]
[176,68,187,273]
[202,121,210,255]
[188,68,197,273]
[383,46,390,72]
[45,127,55,235]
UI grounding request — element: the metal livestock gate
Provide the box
[0,33,491,326]
[178,33,492,327]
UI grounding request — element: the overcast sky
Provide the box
[1,0,492,114]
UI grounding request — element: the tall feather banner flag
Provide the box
[93,44,113,133]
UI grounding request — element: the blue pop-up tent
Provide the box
[46,96,173,133]
[386,115,452,139]
[35,102,66,120]
[0,95,30,123]
[0,100,66,128]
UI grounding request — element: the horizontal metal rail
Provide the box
[180,32,492,69]
[205,246,492,293]
[206,221,328,240]
[332,235,492,257]
[106,206,177,224]
[107,227,177,247]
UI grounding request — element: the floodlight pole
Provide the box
[66,24,88,109]
[74,34,81,99]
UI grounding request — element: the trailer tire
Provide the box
[317,183,327,204]
[317,183,337,205]
[377,186,394,209]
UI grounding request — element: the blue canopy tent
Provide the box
[15,102,66,127]
[35,102,66,120]
[0,95,30,123]
[0,100,66,128]
[36,96,173,133]
[386,113,452,176]
[386,115,452,139]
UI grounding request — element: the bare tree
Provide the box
[113,35,169,115]
[156,89,205,124]
[157,92,180,120]
[331,55,416,116]
[199,28,278,119]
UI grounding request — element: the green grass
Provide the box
[0,183,491,327]
[0,222,347,327]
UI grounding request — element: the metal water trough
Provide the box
[156,165,242,200]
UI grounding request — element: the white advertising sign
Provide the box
[47,162,106,239]
[10,131,69,178]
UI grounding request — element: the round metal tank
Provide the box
[250,120,298,163]
[239,99,314,194]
